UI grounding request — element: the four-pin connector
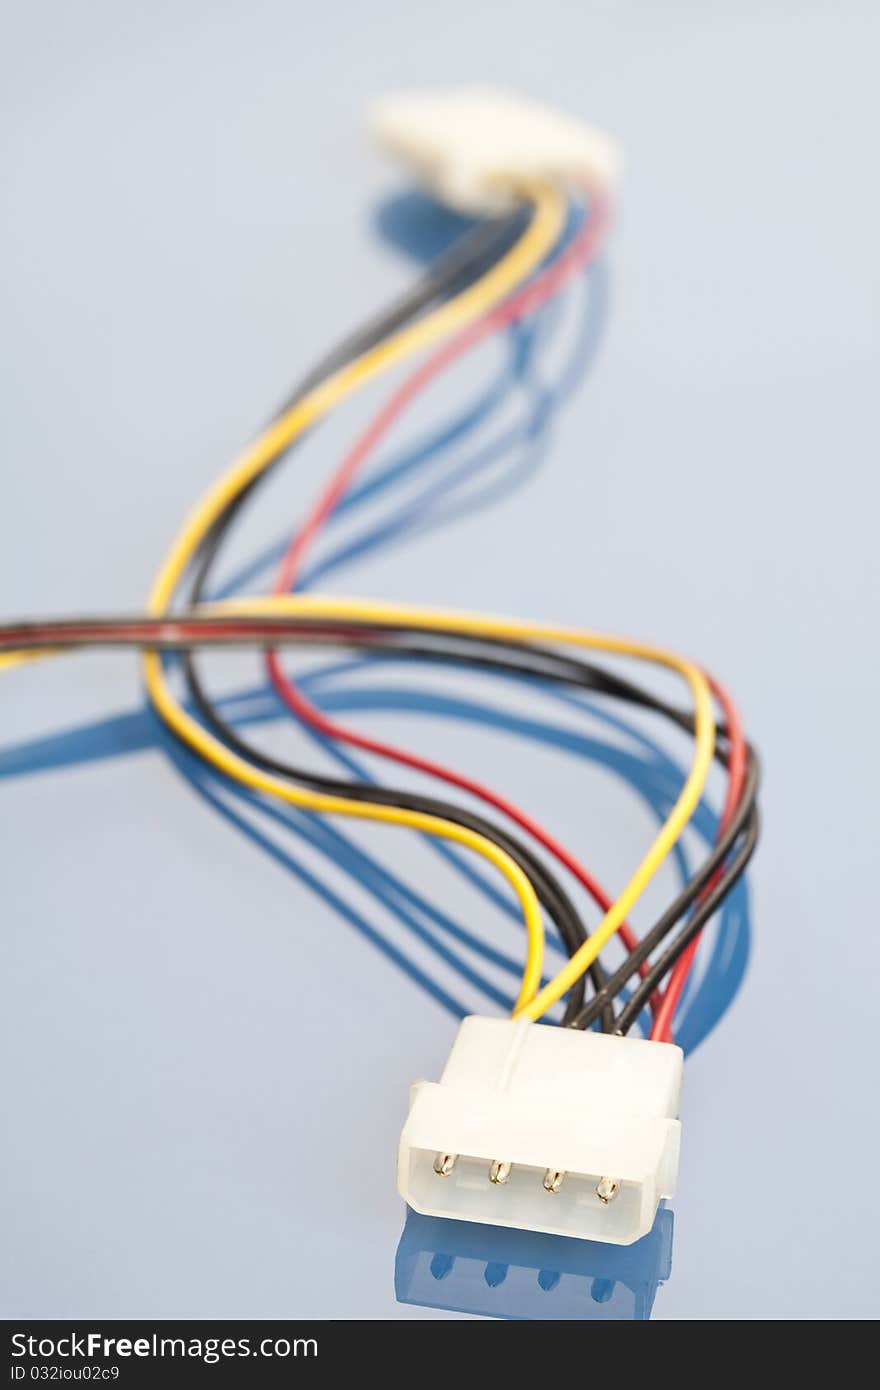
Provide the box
[398,1016,683,1245]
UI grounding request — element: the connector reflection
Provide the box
[395,1205,673,1320]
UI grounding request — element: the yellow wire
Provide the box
[0,649,50,672]
[139,181,567,1015]
[205,593,716,1021]
[146,657,546,1011]
[145,183,566,616]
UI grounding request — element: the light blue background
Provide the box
[1,0,878,1319]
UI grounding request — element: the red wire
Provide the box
[265,194,667,1005]
[272,197,608,596]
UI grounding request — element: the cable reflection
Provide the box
[395,1205,674,1320]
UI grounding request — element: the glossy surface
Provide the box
[1,0,878,1319]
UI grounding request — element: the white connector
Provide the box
[370,87,622,214]
[398,1017,683,1246]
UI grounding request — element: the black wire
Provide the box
[566,752,760,1032]
[273,210,529,417]
[185,208,528,600]
[185,657,613,1029]
[611,810,759,1035]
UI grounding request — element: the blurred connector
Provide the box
[395,1205,674,1320]
[398,1016,683,1245]
[371,87,621,214]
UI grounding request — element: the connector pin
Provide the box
[596,1177,620,1205]
[433,1153,458,1177]
[488,1160,512,1185]
[542,1169,565,1193]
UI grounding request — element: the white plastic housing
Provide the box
[398,1017,683,1246]
[370,87,622,214]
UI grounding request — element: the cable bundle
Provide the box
[0,178,760,1041]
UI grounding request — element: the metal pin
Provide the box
[433,1152,458,1177]
[596,1176,620,1204]
[488,1159,512,1185]
[543,1168,565,1193]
